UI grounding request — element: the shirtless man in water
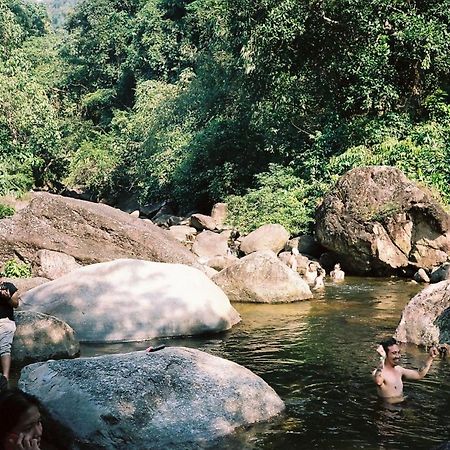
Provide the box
[372,337,439,402]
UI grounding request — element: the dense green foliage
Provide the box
[1,0,450,233]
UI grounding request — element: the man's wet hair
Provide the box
[381,337,398,355]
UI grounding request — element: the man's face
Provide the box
[386,344,401,365]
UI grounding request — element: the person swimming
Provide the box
[330,263,345,281]
[372,337,439,403]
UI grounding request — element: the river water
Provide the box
[77,278,449,449]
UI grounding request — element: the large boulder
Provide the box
[315,166,450,276]
[240,224,290,255]
[394,280,450,346]
[20,259,240,342]
[19,348,285,450]
[0,192,199,270]
[12,311,79,365]
[212,251,313,303]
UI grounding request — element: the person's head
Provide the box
[334,263,341,270]
[381,337,401,366]
[308,262,316,271]
[0,389,43,448]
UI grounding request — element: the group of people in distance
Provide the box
[288,247,345,290]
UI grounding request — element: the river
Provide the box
[78,277,449,450]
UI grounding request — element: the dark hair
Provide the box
[0,389,41,446]
[381,337,398,355]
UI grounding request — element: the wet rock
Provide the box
[430,262,450,283]
[394,280,450,346]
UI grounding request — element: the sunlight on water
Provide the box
[80,277,450,450]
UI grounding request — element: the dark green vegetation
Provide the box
[1,0,450,234]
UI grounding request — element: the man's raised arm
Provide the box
[401,346,439,380]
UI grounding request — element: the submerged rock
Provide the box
[19,348,285,450]
[21,259,240,342]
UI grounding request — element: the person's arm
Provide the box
[401,346,439,380]
[372,345,385,386]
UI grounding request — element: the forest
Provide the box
[1,0,450,234]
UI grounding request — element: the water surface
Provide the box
[81,277,450,449]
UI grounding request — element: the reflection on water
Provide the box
[79,278,450,449]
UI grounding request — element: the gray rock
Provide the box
[315,166,450,276]
[213,251,313,303]
[19,348,285,450]
[430,262,450,283]
[211,203,228,226]
[0,192,199,270]
[191,230,229,258]
[240,224,290,255]
[12,311,79,365]
[206,255,239,272]
[394,280,450,345]
[21,259,240,342]
[168,225,197,245]
[35,249,81,280]
[190,214,217,231]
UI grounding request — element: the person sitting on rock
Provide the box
[372,337,439,403]
[0,280,20,384]
[0,389,43,450]
[304,262,318,285]
[330,263,345,281]
[288,248,299,273]
[313,267,325,290]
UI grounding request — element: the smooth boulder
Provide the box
[12,311,79,365]
[191,230,229,258]
[213,251,313,303]
[21,259,240,342]
[19,348,285,450]
[395,280,450,345]
[240,224,290,255]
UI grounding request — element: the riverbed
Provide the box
[77,277,449,450]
